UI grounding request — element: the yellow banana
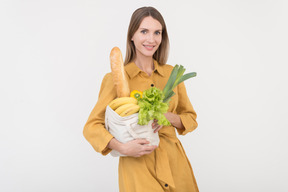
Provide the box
[109,97,137,110]
[115,103,138,115]
[120,104,140,117]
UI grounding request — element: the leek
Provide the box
[163,65,197,103]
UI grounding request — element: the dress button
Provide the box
[151,83,154,87]
[165,184,168,187]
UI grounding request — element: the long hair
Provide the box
[124,7,170,65]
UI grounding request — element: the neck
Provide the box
[134,55,154,72]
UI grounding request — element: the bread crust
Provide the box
[110,47,130,97]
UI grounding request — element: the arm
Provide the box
[175,82,198,135]
[152,112,184,133]
[164,112,184,130]
[83,73,117,155]
[83,73,157,157]
[107,138,157,157]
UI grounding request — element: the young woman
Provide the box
[83,6,199,192]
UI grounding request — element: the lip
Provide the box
[143,44,155,51]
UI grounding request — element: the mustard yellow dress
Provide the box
[83,60,199,192]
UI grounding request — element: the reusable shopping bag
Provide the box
[105,105,160,157]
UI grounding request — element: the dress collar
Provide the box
[125,60,165,79]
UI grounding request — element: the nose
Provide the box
[146,33,155,43]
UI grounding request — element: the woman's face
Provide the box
[132,16,162,59]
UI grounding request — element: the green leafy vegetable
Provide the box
[137,87,170,126]
[137,64,197,125]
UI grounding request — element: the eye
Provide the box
[155,31,162,35]
[141,30,147,34]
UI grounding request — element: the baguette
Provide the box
[110,47,130,97]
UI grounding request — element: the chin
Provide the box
[141,50,156,57]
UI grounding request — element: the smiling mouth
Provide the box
[143,45,155,50]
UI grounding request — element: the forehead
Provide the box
[139,16,162,30]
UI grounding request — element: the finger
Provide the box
[144,146,156,151]
[138,146,158,157]
[137,139,150,145]
[146,146,158,153]
[140,150,154,156]
[154,127,161,133]
[145,151,154,155]
[152,122,160,128]
[154,125,162,133]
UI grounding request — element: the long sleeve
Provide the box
[83,73,117,155]
[176,82,198,135]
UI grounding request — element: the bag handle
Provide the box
[127,122,140,139]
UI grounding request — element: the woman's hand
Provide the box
[152,119,163,133]
[164,112,184,130]
[151,112,185,132]
[120,139,157,157]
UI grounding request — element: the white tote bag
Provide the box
[105,105,160,157]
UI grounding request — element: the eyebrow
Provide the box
[139,28,162,31]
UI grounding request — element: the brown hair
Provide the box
[124,6,170,65]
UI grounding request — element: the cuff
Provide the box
[177,114,197,135]
[100,134,114,156]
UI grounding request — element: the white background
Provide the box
[1,0,288,191]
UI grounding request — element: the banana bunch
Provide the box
[108,97,140,117]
